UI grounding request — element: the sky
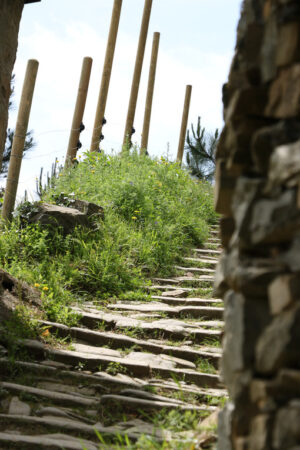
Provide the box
[5,0,242,200]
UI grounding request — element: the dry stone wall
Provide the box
[0,0,24,171]
[215,0,300,449]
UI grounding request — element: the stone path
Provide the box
[0,224,224,449]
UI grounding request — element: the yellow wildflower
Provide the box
[42,286,49,291]
[41,329,50,337]
[34,283,40,288]
[132,216,137,220]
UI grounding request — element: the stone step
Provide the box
[184,257,218,265]
[193,248,222,255]
[17,339,222,388]
[37,321,222,367]
[0,432,98,450]
[174,266,215,274]
[0,414,139,444]
[147,279,214,291]
[0,357,224,399]
[151,295,222,306]
[107,302,224,320]
[146,285,195,292]
[99,393,215,412]
[71,308,223,343]
[145,381,226,399]
[0,382,98,408]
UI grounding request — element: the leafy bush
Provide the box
[0,151,217,323]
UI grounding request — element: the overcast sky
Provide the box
[6,0,242,199]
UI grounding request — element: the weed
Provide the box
[202,338,222,348]
[195,358,217,374]
[106,361,127,376]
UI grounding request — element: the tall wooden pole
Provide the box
[2,59,39,222]
[90,0,123,152]
[65,57,93,166]
[140,31,160,155]
[176,85,192,165]
[123,0,153,149]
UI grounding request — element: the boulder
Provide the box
[28,203,91,235]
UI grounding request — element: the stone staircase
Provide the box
[0,224,225,449]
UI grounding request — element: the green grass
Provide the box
[0,151,217,325]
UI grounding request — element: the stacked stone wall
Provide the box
[215,0,300,448]
[0,0,24,170]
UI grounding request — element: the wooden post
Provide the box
[90,0,123,152]
[65,57,93,166]
[123,0,153,149]
[176,85,192,165]
[140,31,160,155]
[2,59,39,222]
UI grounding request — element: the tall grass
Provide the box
[0,151,217,323]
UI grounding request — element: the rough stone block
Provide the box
[251,119,300,175]
[221,290,270,398]
[256,303,300,374]
[273,401,300,449]
[250,189,300,244]
[276,21,300,67]
[232,177,263,247]
[249,414,274,450]
[268,274,300,314]
[217,402,234,450]
[220,217,235,248]
[225,87,268,123]
[29,203,91,235]
[214,245,284,298]
[214,160,236,216]
[280,237,300,272]
[268,140,300,189]
[261,13,278,82]
[265,64,300,118]
[8,396,31,416]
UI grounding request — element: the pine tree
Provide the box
[185,116,218,182]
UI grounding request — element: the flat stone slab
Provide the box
[71,309,223,342]
[152,277,181,284]
[172,276,214,283]
[8,396,31,416]
[146,285,194,292]
[107,302,224,320]
[35,406,95,422]
[193,249,222,255]
[0,432,98,450]
[175,266,215,274]
[157,288,188,297]
[36,381,96,398]
[100,394,215,412]
[72,343,122,358]
[125,351,196,369]
[0,382,98,408]
[16,340,222,386]
[33,323,222,366]
[184,257,218,264]
[0,414,139,442]
[151,296,222,306]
